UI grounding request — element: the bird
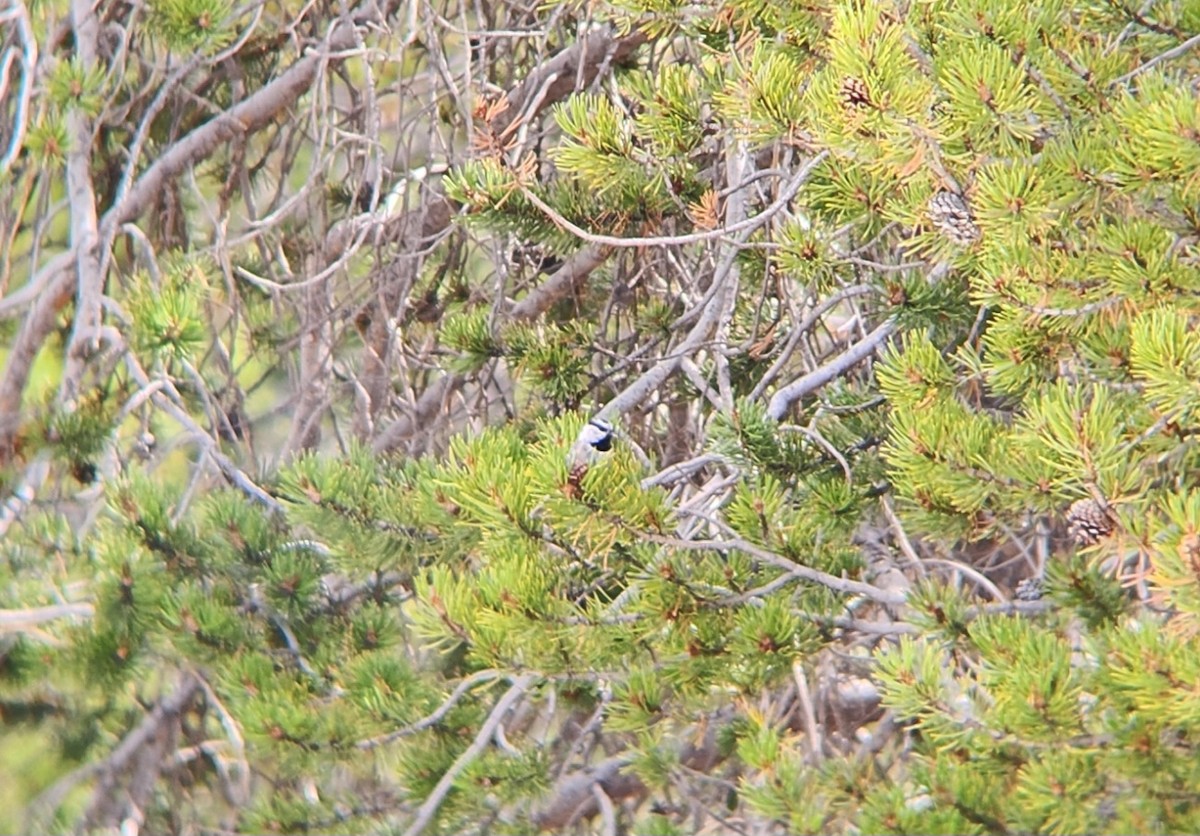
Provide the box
[577,418,613,453]
[566,418,614,496]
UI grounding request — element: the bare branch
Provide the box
[792,660,823,762]
[0,0,36,176]
[532,755,635,830]
[122,349,282,511]
[492,28,648,137]
[280,269,334,459]
[358,669,508,750]
[643,528,908,606]
[1113,30,1200,85]
[401,674,535,836]
[507,245,610,319]
[27,673,203,831]
[59,0,104,406]
[0,602,94,630]
[519,150,830,249]
[766,318,897,421]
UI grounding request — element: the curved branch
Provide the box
[766,318,897,421]
[519,150,829,249]
[0,0,37,176]
[401,675,535,836]
[357,669,508,750]
[645,530,908,606]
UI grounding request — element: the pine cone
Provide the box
[1066,498,1113,546]
[928,190,981,246]
[1014,576,1044,601]
[564,462,589,500]
[840,77,872,110]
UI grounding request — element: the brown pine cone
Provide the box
[928,190,981,245]
[564,461,589,499]
[840,77,872,110]
[1066,498,1114,546]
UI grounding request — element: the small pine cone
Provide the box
[1014,576,1044,601]
[565,461,589,499]
[1067,498,1114,546]
[840,77,872,109]
[928,190,981,246]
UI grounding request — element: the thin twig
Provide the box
[402,675,535,836]
[792,660,823,763]
[1113,31,1200,84]
[780,424,852,483]
[880,496,926,576]
[358,669,507,749]
[196,675,251,805]
[0,0,36,175]
[116,344,281,511]
[641,453,728,489]
[519,151,829,249]
[924,558,1007,602]
[640,529,908,606]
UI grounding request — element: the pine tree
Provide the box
[2,0,1200,833]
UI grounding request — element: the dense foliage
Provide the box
[2,0,1200,832]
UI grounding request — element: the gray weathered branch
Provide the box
[766,318,897,421]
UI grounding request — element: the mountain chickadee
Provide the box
[566,418,614,495]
